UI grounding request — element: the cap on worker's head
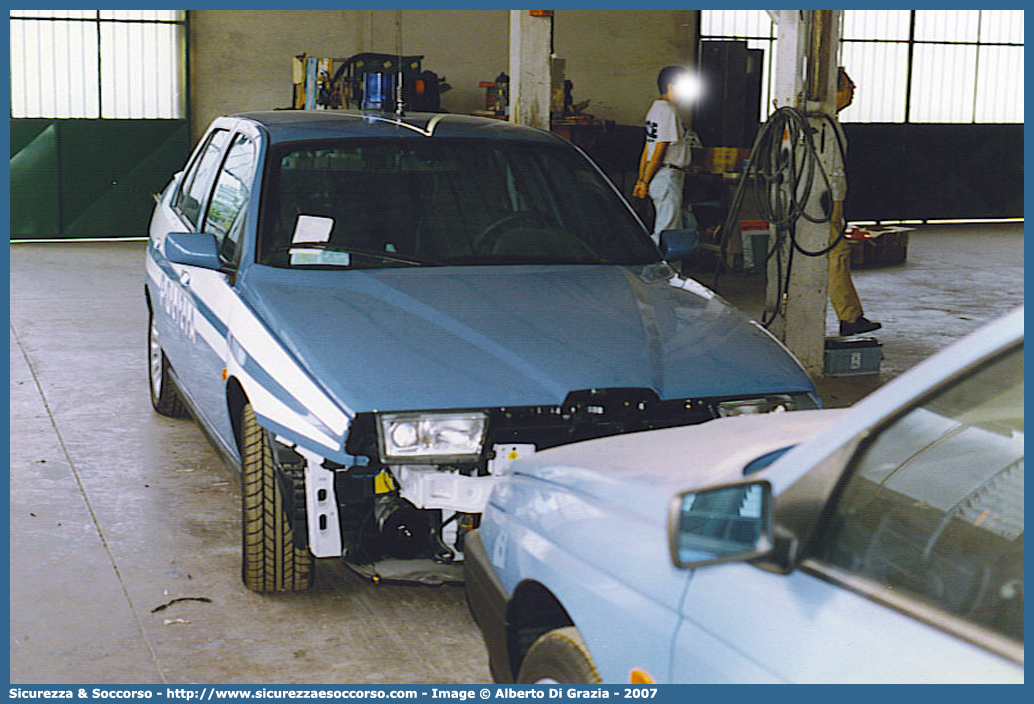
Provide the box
[657,65,688,95]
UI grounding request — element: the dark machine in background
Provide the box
[693,40,763,149]
[293,53,449,113]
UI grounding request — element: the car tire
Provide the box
[516,627,602,684]
[148,309,191,418]
[240,403,314,593]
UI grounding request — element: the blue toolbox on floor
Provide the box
[824,336,882,376]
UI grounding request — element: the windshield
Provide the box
[257,138,660,269]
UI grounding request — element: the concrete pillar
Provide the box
[765,10,842,376]
[508,10,552,130]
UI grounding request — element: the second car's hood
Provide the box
[507,409,847,522]
[241,264,813,414]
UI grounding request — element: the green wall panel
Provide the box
[11,119,56,157]
[9,119,190,239]
[10,123,61,237]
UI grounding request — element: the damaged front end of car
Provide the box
[265,387,818,582]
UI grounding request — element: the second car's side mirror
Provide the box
[659,228,698,262]
[165,231,222,271]
[668,480,774,569]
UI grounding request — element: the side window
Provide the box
[203,133,257,265]
[175,129,230,228]
[815,345,1024,643]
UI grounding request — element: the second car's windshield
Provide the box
[257,138,659,269]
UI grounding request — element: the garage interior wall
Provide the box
[11,10,1022,239]
[187,10,697,143]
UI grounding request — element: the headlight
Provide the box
[716,394,796,417]
[377,411,488,463]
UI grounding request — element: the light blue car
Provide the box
[465,308,1023,683]
[145,111,817,593]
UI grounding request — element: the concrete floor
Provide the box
[702,222,1025,406]
[10,242,490,685]
[8,222,1022,684]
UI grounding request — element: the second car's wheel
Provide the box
[148,309,191,418]
[240,403,314,593]
[516,627,602,684]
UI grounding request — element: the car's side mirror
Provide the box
[668,480,773,569]
[659,228,698,262]
[165,231,222,271]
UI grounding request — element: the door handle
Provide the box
[179,270,191,287]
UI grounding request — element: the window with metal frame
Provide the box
[9,10,185,119]
[699,10,778,121]
[700,10,1024,124]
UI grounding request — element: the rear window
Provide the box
[175,128,229,228]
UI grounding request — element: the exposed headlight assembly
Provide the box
[377,411,488,463]
[716,394,797,417]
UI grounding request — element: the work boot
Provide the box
[839,316,882,336]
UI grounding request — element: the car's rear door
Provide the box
[148,126,230,407]
[148,124,254,453]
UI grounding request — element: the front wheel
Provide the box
[516,627,602,684]
[148,309,190,418]
[240,403,314,592]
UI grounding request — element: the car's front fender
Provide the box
[484,473,691,683]
[222,294,353,464]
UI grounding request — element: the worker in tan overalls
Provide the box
[830,67,882,337]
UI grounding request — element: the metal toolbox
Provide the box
[824,336,882,376]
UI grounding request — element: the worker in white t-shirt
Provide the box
[633,66,696,246]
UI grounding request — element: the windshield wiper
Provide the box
[274,243,432,267]
[436,254,611,266]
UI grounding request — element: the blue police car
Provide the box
[145,110,816,593]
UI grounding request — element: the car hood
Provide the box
[506,410,847,522]
[241,264,813,414]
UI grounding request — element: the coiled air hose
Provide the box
[710,107,848,326]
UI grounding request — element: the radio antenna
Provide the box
[394,10,405,117]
